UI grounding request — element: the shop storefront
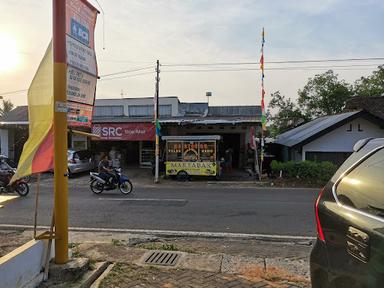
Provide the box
[91,122,155,167]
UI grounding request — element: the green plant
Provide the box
[270,160,337,185]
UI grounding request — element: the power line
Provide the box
[99,71,155,81]
[99,65,154,78]
[162,57,384,67]
[0,89,28,97]
[162,63,381,73]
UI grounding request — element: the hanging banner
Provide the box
[67,66,96,105]
[92,123,156,141]
[66,0,98,127]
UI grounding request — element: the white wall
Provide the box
[0,239,54,288]
[302,117,384,159]
[95,97,180,117]
[0,129,8,157]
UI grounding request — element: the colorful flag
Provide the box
[12,43,54,182]
[260,27,267,132]
[155,119,161,136]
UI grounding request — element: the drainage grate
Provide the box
[144,251,180,266]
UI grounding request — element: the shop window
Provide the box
[199,142,216,161]
[167,141,183,161]
[183,142,199,161]
[129,105,172,117]
[94,106,123,117]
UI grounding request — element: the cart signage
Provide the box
[166,161,217,176]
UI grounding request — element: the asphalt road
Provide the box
[0,176,319,236]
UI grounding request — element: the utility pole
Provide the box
[154,60,160,183]
[53,0,68,263]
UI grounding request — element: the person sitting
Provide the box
[98,154,114,185]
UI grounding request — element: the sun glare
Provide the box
[0,34,20,73]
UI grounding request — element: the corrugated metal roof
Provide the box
[275,111,362,147]
[162,135,221,141]
[93,116,153,123]
[159,116,259,125]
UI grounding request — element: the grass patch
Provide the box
[135,241,196,253]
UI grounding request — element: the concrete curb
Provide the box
[80,261,110,288]
[90,263,115,288]
[0,224,316,242]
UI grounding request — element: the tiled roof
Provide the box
[344,96,384,120]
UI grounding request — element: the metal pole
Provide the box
[53,0,68,264]
[154,60,160,183]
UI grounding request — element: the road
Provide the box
[0,176,319,236]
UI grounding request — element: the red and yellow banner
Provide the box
[13,0,98,181]
[12,43,54,181]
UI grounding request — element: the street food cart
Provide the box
[162,135,222,178]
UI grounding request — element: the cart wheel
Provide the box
[176,171,189,181]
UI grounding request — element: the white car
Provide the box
[68,150,95,175]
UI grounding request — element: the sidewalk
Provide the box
[0,230,311,287]
[76,241,310,288]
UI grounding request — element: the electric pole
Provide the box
[53,0,69,263]
[154,60,160,183]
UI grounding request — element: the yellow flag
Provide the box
[12,42,54,182]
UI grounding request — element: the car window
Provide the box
[76,150,91,160]
[336,147,384,218]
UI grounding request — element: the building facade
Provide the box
[0,96,261,170]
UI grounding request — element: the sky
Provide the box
[0,0,384,107]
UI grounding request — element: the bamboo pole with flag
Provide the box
[259,27,266,179]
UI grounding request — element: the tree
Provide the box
[353,65,384,97]
[268,91,309,136]
[0,100,14,118]
[298,70,352,118]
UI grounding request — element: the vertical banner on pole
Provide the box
[66,0,99,127]
[259,27,266,180]
[154,60,160,183]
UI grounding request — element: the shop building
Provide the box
[91,97,261,169]
[0,96,261,169]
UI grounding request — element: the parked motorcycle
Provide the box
[89,168,133,195]
[0,169,29,197]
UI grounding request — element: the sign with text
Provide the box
[67,102,93,127]
[92,123,155,141]
[165,161,217,176]
[66,0,97,48]
[67,66,96,105]
[66,36,97,76]
[65,0,98,127]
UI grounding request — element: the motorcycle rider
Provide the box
[98,154,114,186]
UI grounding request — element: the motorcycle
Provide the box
[89,168,133,195]
[0,169,29,197]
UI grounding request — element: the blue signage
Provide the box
[70,18,89,46]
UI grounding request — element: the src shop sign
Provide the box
[92,123,155,141]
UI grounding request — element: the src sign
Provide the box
[92,123,155,141]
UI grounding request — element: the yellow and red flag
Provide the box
[12,43,54,182]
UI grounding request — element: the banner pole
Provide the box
[53,0,68,264]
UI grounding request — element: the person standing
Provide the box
[224,148,234,173]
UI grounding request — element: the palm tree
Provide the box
[0,100,14,118]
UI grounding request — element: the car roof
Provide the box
[331,138,384,182]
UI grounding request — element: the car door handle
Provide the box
[346,226,370,263]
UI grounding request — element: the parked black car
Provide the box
[310,138,384,288]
